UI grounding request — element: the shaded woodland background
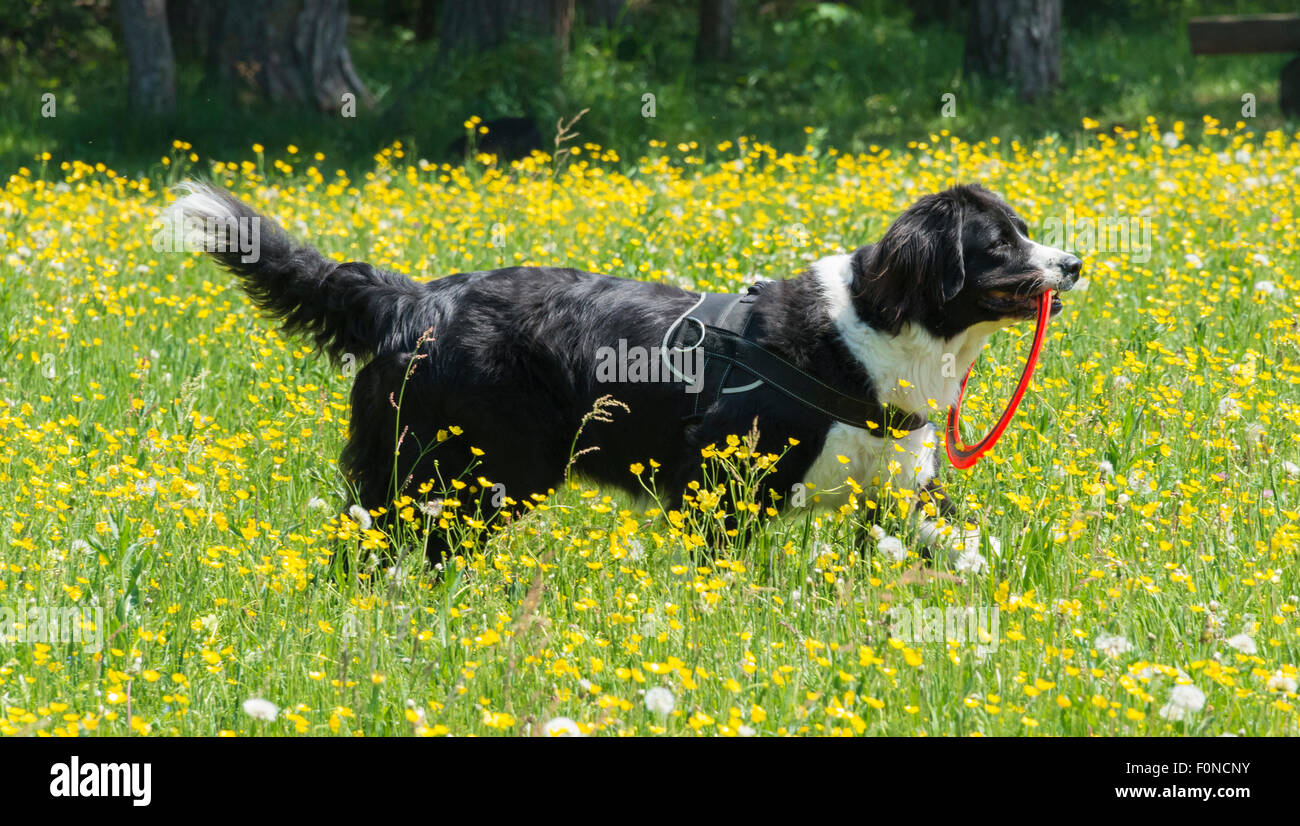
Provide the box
[0,0,1293,173]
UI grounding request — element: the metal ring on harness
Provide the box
[661,294,707,385]
[678,317,706,351]
[662,293,766,395]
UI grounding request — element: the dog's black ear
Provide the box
[854,192,967,333]
[937,199,966,303]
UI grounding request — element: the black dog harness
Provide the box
[665,282,929,438]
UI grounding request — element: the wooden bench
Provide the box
[1189,14,1300,116]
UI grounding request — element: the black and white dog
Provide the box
[163,182,1079,564]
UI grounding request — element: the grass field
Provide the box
[1,118,1298,736]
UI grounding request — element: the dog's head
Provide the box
[850,184,1081,338]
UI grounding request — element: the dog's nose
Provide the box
[1056,254,1082,289]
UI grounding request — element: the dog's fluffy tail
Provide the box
[161,182,426,361]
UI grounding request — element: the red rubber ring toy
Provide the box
[945,291,1052,469]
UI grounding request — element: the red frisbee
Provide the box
[945,291,1052,469]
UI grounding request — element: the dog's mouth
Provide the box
[980,286,1062,318]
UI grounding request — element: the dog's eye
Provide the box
[993,238,1015,250]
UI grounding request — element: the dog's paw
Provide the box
[917,519,1001,574]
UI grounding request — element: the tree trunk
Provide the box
[390,0,571,123]
[413,0,438,42]
[437,0,559,53]
[553,0,575,58]
[119,0,177,116]
[166,0,218,63]
[213,0,373,112]
[964,0,1061,101]
[1282,56,1300,118]
[695,0,737,63]
[580,0,625,27]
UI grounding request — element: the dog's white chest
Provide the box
[801,422,939,507]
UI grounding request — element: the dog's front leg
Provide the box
[918,475,958,522]
[914,474,1001,573]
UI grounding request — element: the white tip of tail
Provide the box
[159,182,232,252]
[158,182,260,263]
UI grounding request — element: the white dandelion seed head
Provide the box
[1158,683,1206,721]
[810,541,832,563]
[1098,460,1114,477]
[307,496,328,510]
[543,716,583,737]
[1251,252,1270,266]
[1184,253,1203,268]
[1225,633,1257,655]
[347,504,373,530]
[1095,632,1133,659]
[1266,671,1298,694]
[626,538,645,561]
[418,500,444,518]
[1217,396,1242,419]
[868,524,886,541]
[644,686,675,715]
[1160,132,1180,149]
[242,697,278,722]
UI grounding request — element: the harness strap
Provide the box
[672,283,929,438]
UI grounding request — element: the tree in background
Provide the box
[964,0,1061,101]
[118,0,176,115]
[438,0,573,56]
[695,0,737,63]
[211,0,373,111]
[582,0,625,27]
[436,0,625,61]
[389,0,625,123]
